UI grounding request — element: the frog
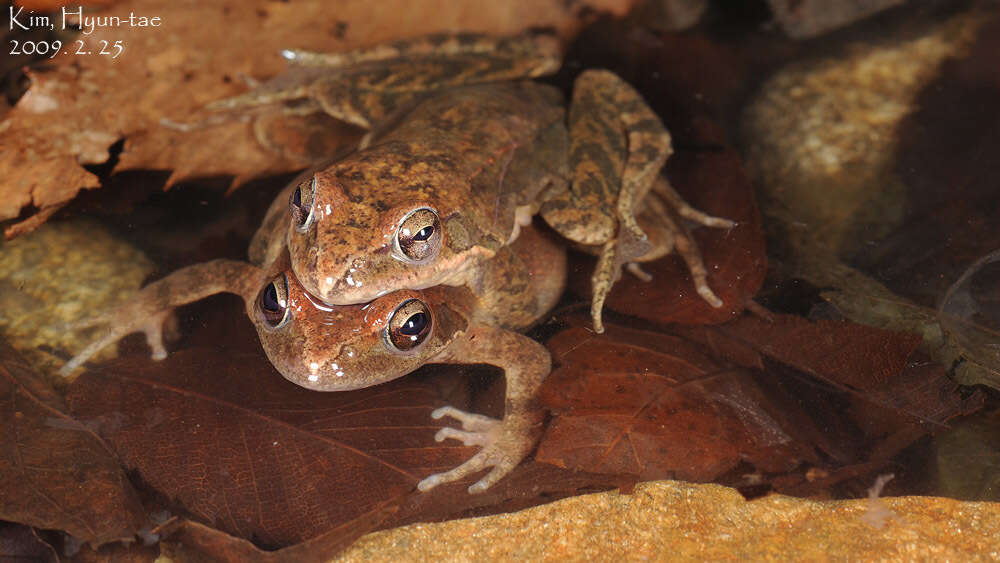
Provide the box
[254,225,565,492]
[214,31,735,333]
[62,225,565,494]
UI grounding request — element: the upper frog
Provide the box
[283,82,565,306]
[225,31,734,332]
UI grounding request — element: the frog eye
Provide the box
[385,299,432,352]
[289,176,316,231]
[393,208,442,263]
[256,274,291,329]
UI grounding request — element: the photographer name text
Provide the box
[9,6,161,34]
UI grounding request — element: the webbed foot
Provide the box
[417,405,536,494]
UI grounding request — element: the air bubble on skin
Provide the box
[309,362,320,372]
[325,204,331,215]
[308,374,319,382]
[336,371,344,377]
[325,276,334,286]
[939,249,1000,382]
[278,299,287,307]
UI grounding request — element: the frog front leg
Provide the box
[60,260,267,377]
[539,70,734,332]
[417,325,550,494]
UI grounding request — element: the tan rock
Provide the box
[337,480,1000,561]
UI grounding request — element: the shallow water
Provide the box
[1,1,998,557]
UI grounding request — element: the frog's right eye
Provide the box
[393,208,442,264]
[385,299,432,352]
[289,176,316,231]
[256,274,291,329]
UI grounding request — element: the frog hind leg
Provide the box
[630,178,734,308]
[542,70,737,332]
[59,260,266,378]
[646,176,735,304]
[417,325,549,494]
[209,32,561,130]
[540,70,671,332]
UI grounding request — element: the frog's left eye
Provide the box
[289,176,316,232]
[256,274,291,329]
[385,299,432,352]
[394,208,442,264]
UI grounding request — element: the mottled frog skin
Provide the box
[229,32,734,332]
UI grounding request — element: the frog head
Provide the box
[284,144,504,306]
[250,270,466,391]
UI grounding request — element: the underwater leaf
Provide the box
[66,347,480,548]
[536,324,814,481]
[0,341,145,546]
[671,313,983,426]
[538,312,982,490]
[159,462,627,562]
[572,149,766,326]
[1,0,635,234]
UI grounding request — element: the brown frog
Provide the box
[221,32,734,332]
[256,225,564,492]
[63,226,565,493]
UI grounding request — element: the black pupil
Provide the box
[291,187,302,208]
[399,312,427,335]
[261,283,280,312]
[413,226,433,241]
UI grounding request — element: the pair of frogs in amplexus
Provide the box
[61,31,734,493]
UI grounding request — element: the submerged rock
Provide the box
[337,479,1000,560]
[0,220,153,380]
[743,9,984,261]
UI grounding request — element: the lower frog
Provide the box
[214,31,734,333]
[60,226,565,493]
[256,225,565,492]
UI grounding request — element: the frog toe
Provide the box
[60,309,176,377]
[435,426,495,448]
[431,405,498,433]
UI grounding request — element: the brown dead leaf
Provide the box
[570,148,766,325]
[538,313,983,492]
[2,0,636,231]
[0,340,145,546]
[537,324,815,481]
[65,346,482,548]
[66,332,629,555]
[159,462,627,562]
[671,313,982,427]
